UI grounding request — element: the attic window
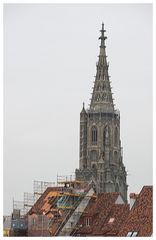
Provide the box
[108,217,115,223]
[127,231,138,237]
[86,217,90,226]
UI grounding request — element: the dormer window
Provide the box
[86,217,90,226]
[127,231,138,237]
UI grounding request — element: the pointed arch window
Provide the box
[91,126,97,145]
[103,129,106,147]
[114,127,118,146]
[114,151,118,163]
[96,84,100,91]
[92,164,96,169]
[103,126,110,147]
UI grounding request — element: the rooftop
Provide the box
[74,192,130,236]
[118,186,153,237]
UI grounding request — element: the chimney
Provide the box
[129,193,138,209]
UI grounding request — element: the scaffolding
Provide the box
[33,180,57,196]
[57,174,75,185]
[11,178,95,236]
[55,182,94,236]
[13,200,26,217]
[12,180,58,220]
[24,192,39,214]
[56,192,82,209]
[54,192,85,235]
[57,174,87,194]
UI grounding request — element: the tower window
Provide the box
[90,150,98,161]
[114,151,118,163]
[114,127,118,146]
[92,164,96,169]
[103,130,106,147]
[103,126,110,147]
[91,126,97,145]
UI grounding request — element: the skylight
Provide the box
[108,217,115,223]
[127,231,138,237]
[132,232,138,237]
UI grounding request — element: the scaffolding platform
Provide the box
[13,200,26,217]
[33,180,57,195]
[24,192,39,214]
[57,174,75,184]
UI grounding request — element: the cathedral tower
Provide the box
[75,23,128,201]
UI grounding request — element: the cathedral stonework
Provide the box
[75,23,128,202]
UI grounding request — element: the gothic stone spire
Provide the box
[76,24,127,202]
[90,23,114,113]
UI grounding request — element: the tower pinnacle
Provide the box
[99,22,107,48]
[90,23,114,113]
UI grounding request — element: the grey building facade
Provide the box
[75,24,128,202]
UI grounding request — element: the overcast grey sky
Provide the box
[4,4,152,215]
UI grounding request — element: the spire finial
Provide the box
[83,102,85,109]
[99,22,107,47]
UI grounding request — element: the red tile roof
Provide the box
[118,186,153,237]
[27,185,153,237]
[28,181,89,215]
[27,185,85,236]
[74,192,130,236]
[28,187,66,215]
